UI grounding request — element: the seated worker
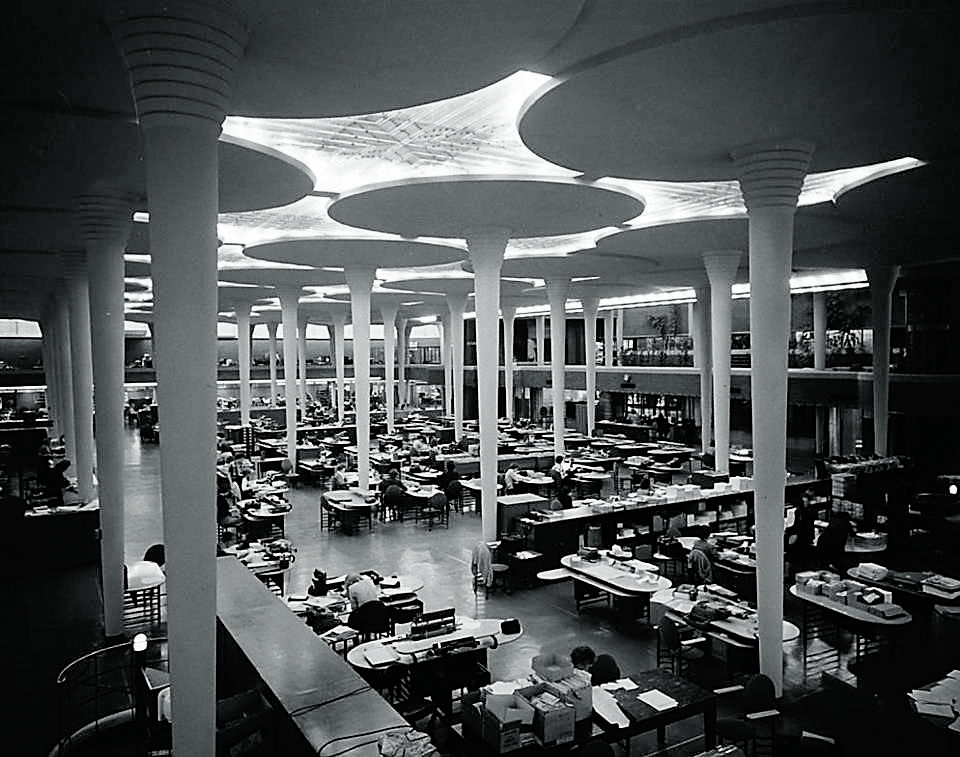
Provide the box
[332,464,349,490]
[817,511,854,572]
[687,525,716,583]
[409,435,432,455]
[344,573,389,634]
[378,468,406,495]
[503,463,521,493]
[437,459,460,493]
[39,459,76,506]
[571,645,621,686]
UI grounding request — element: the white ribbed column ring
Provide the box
[108,0,247,129]
[732,140,814,209]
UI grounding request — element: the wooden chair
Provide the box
[418,491,449,530]
[656,614,706,679]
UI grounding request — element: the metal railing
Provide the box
[54,636,167,756]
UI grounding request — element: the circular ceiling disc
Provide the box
[519,8,959,181]
[244,238,466,269]
[329,177,643,239]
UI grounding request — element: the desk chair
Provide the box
[715,674,792,757]
[418,491,449,530]
[348,599,391,642]
[381,484,407,522]
[470,541,510,597]
[656,615,706,680]
[445,480,464,513]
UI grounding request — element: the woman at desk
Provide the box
[344,573,389,634]
[437,459,460,493]
[503,463,521,493]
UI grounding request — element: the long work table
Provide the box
[217,557,407,756]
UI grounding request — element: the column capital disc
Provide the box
[75,192,136,247]
[731,139,815,211]
[464,226,511,255]
[702,249,743,284]
[107,0,248,131]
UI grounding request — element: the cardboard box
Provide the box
[821,581,847,601]
[517,684,576,747]
[481,707,523,753]
[545,675,592,721]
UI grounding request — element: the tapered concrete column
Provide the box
[466,227,509,543]
[403,321,415,405]
[535,315,546,366]
[346,267,376,490]
[735,140,814,697]
[54,296,76,463]
[447,294,468,441]
[297,315,308,414]
[397,316,408,409]
[867,264,900,456]
[581,296,600,437]
[77,191,133,638]
[236,304,252,426]
[692,286,713,454]
[813,291,827,370]
[63,255,96,504]
[440,314,453,416]
[546,277,570,454]
[109,5,247,753]
[380,302,399,433]
[501,302,517,423]
[829,406,841,456]
[615,309,625,366]
[604,310,614,368]
[278,289,300,466]
[39,322,58,436]
[331,312,347,424]
[703,251,742,473]
[266,321,279,407]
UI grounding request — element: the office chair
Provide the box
[418,491,449,530]
[656,615,706,679]
[348,600,391,642]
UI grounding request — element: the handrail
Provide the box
[54,636,168,756]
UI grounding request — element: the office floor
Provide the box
[8,427,958,756]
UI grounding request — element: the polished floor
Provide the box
[7,427,959,756]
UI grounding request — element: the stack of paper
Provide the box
[637,689,679,711]
[909,670,960,723]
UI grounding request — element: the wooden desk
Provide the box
[497,492,549,535]
[846,567,960,607]
[597,668,717,752]
[217,557,406,757]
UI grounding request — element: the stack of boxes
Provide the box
[795,570,907,619]
[831,472,857,498]
[462,675,591,752]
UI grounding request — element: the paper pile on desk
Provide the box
[909,671,960,727]
[592,687,629,727]
[637,689,678,711]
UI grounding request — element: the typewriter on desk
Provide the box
[409,607,457,640]
[577,546,600,562]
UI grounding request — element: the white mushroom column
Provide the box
[380,301,400,433]
[278,288,301,466]
[236,303,252,426]
[535,315,546,367]
[440,312,453,417]
[500,300,518,423]
[615,309,625,365]
[54,295,76,463]
[77,192,133,637]
[109,5,246,751]
[63,254,96,503]
[703,251,742,473]
[604,311,615,368]
[466,228,509,542]
[397,315,408,410]
[545,276,571,454]
[297,314,309,414]
[346,267,377,490]
[266,320,279,408]
[866,264,900,456]
[813,291,828,455]
[331,311,348,424]
[580,295,600,437]
[447,293,468,441]
[735,141,814,696]
[692,286,714,455]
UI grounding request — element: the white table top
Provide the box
[560,554,670,595]
[126,561,166,592]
